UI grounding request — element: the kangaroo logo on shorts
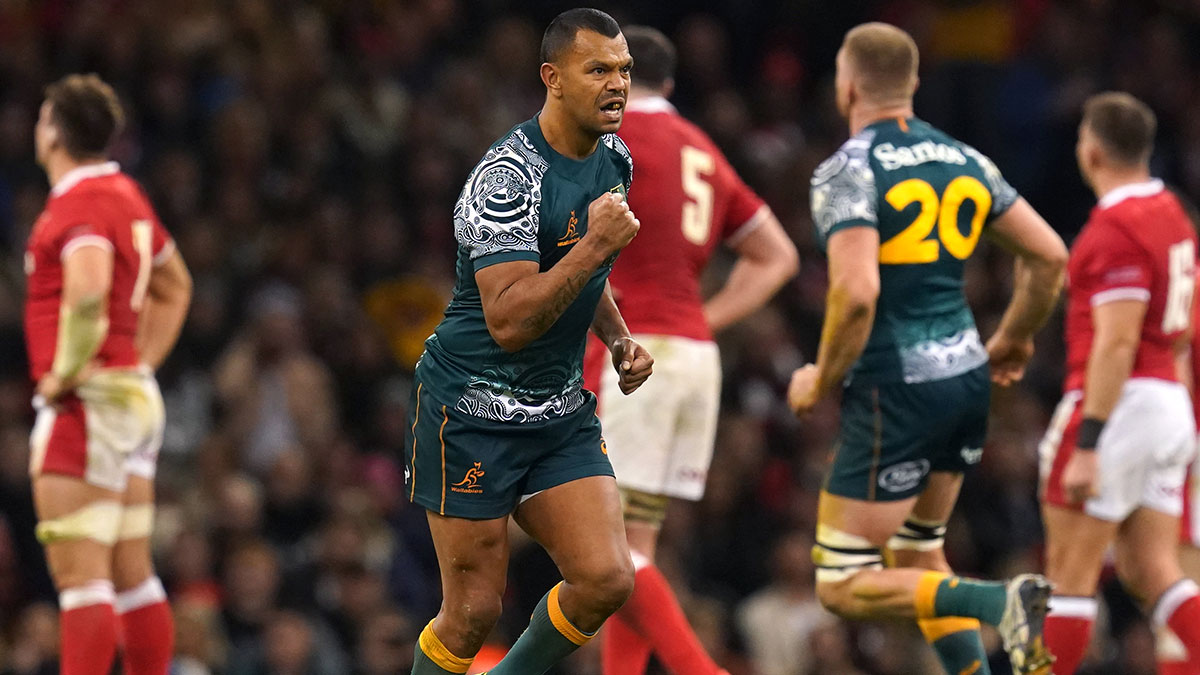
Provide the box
[451,462,486,494]
[960,446,983,465]
[878,459,930,493]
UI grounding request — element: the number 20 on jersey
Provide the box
[879,176,991,264]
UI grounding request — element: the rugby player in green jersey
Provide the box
[405,8,655,675]
[789,23,1069,675]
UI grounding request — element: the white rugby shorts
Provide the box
[1039,378,1195,521]
[598,335,721,501]
[30,367,165,492]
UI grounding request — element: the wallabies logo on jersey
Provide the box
[558,210,582,247]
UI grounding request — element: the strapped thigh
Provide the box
[887,516,947,552]
[36,500,123,546]
[118,503,155,541]
[619,488,670,527]
[813,523,885,584]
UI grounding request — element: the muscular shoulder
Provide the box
[810,130,877,240]
[454,128,549,262]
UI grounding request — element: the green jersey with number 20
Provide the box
[810,117,1019,385]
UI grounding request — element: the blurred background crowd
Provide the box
[1,0,1198,673]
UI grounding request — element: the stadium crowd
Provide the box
[1,1,1199,673]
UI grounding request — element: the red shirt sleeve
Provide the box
[50,200,114,262]
[1081,220,1153,306]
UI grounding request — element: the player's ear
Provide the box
[541,62,563,98]
[1087,144,1107,173]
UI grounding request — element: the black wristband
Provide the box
[1076,417,1106,450]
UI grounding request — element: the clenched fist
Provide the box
[584,192,640,257]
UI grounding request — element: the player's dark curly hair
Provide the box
[43,73,124,159]
[540,8,621,64]
[624,26,675,88]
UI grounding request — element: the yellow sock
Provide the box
[413,620,473,674]
[915,571,950,619]
[919,617,990,674]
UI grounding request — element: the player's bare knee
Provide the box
[48,559,112,592]
[1116,553,1178,604]
[815,579,845,614]
[441,589,503,647]
[111,552,154,592]
[815,577,866,619]
[574,556,635,615]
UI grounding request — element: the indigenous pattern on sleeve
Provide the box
[811,131,878,240]
[454,129,548,265]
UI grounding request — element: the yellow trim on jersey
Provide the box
[548,583,593,646]
[417,621,472,673]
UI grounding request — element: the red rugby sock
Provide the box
[614,559,723,675]
[60,580,119,675]
[1044,595,1096,675]
[117,577,173,674]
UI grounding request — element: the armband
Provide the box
[1076,417,1106,450]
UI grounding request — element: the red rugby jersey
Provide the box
[24,163,174,380]
[608,96,768,341]
[1064,180,1197,392]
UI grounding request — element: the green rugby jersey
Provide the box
[418,116,633,423]
[810,117,1019,385]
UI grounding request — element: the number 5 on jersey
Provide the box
[879,176,991,264]
[681,146,715,245]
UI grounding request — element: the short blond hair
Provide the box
[842,23,919,104]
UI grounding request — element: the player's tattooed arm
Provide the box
[476,193,639,352]
[520,266,594,336]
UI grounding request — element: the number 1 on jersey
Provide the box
[131,219,153,311]
[681,145,715,245]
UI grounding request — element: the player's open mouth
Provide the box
[600,99,624,121]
